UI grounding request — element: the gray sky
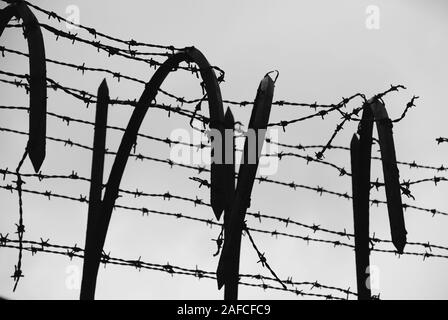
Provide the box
[1,0,448,299]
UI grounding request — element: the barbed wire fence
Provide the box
[0,0,447,300]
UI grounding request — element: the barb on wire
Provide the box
[212,227,224,257]
[392,95,419,123]
[315,105,364,160]
[374,85,407,100]
[315,85,407,160]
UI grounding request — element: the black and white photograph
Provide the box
[0,0,447,307]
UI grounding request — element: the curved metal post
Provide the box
[80,47,226,299]
[351,98,407,299]
[0,1,47,172]
[370,98,407,253]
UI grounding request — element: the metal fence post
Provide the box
[350,133,372,300]
[82,48,225,297]
[80,79,109,300]
[0,2,47,172]
[370,99,407,253]
[223,108,236,300]
[217,73,275,299]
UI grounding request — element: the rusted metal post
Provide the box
[217,74,275,298]
[370,99,407,253]
[80,79,109,300]
[222,108,236,300]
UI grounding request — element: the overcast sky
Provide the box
[1,0,448,299]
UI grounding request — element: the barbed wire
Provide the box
[0,236,350,299]
[312,103,365,160]
[0,46,225,108]
[0,46,381,111]
[2,104,445,181]
[11,148,28,291]
[243,225,287,290]
[0,0,443,299]
[0,70,209,123]
[0,105,442,196]
[253,175,448,217]
[0,17,398,111]
[269,151,448,192]
[392,95,419,123]
[1,125,447,219]
[4,22,171,59]
[0,70,342,135]
[0,105,206,152]
[266,138,448,173]
[267,93,365,132]
[1,167,447,255]
[0,1,406,122]
[0,0,184,52]
[312,85,413,160]
[4,21,227,77]
[0,69,408,132]
[1,181,447,262]
[0,70,415,137]
[1,72,429,159]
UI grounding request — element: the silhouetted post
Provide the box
[350,134,372,300]
[353,104,374,300]
[0,2,47,173]
[350,98,407,299]
[21,2,47,173]
[80,79,109,300]
[223,108,236,300]
[217,74,275,299]
[370,99,407,253]
[81,48,226,296]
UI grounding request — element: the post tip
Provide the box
[216,258,226,290]
[369,98,388,120]
[211,204,224,221]
[224,108,234,123]
[98,78,109,94]
[392,232,407,254]
[350,134,359,146]
[28,142,45,173]
[264,70,279,83]
[260,73,275,91]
